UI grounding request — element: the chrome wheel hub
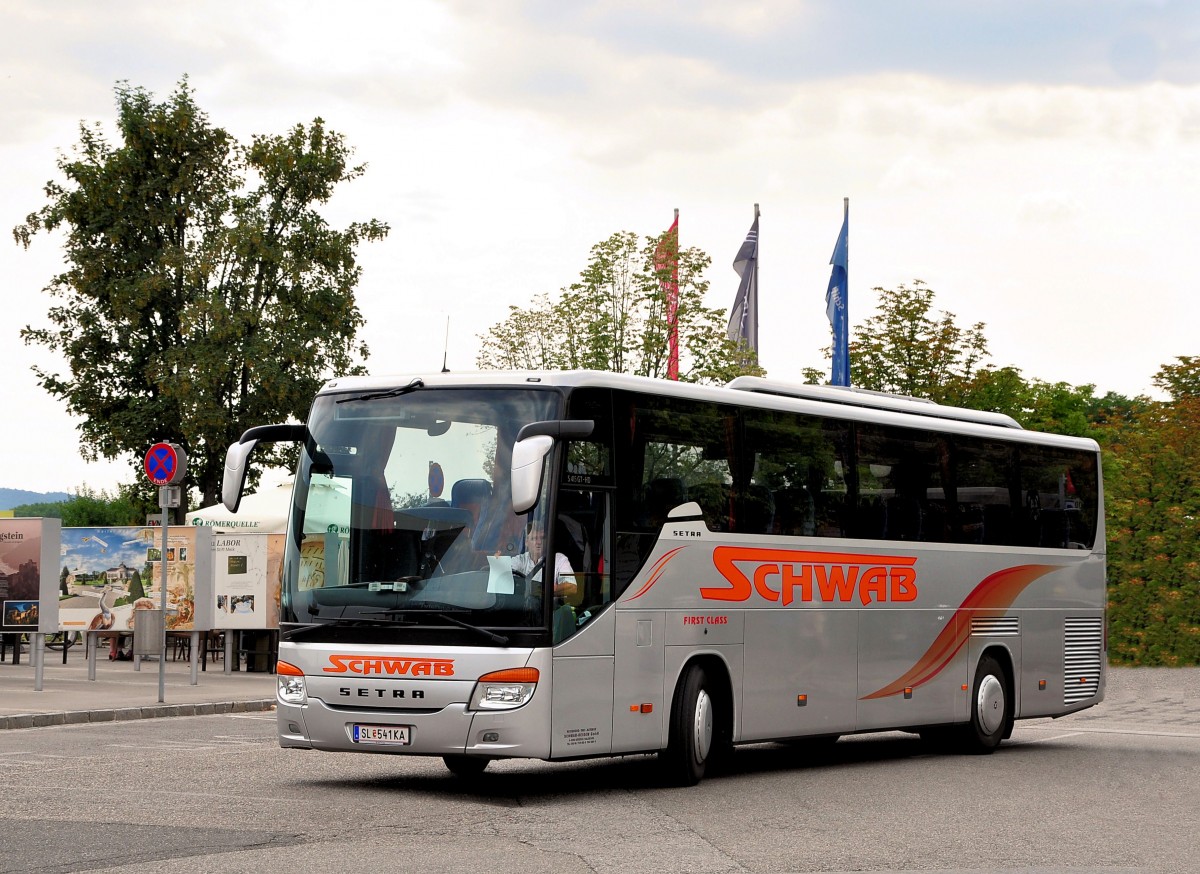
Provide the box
[693,689,713,763]
[976,674,1005,735]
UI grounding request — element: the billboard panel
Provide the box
[212,533,282,629]
[0,517,61,633]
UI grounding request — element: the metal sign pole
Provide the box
[159,488,169,704]
[145,441,186,705]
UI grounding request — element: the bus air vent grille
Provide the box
[971,616,1019,637]
[1063,617,1103,705]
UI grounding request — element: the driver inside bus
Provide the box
[506,522,577,599]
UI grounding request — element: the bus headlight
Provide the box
[277,660,308,705]
[468,667,539,711]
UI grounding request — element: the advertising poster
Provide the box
[212,533,283,629]
[58,526,210,636]
[1,517,60,634]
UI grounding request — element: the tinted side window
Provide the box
[743,408,850,537]
[953,437,1020,545]
[609,391,736,589]
[1017,444,1098,549]
[854,424,948,542]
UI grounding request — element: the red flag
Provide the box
[655,211,680,380]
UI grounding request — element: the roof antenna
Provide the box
[441,316,451,373]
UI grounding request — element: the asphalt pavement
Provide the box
[0,639,276,729]
[4,636,1198,737]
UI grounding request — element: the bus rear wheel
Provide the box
[664,664,716,786]
[959,654,1010,753]
[442,755,489,777]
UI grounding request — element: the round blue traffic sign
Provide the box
[144,442,187,485]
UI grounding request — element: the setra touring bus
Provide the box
[222,370,1105,785]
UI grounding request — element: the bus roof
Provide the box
[724,377,1024,430]
[317,370,1100,450]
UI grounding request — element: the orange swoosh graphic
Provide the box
[860,564,1059,700]
[626,547,686,601]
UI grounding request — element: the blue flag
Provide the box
[727,214,759,353]
[825,208,849,386]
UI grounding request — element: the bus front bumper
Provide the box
[276,697,551,759]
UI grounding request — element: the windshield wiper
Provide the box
[336,378,424,404]
[281,623,326,641]
[434,612,510,646]
[364,608,510,646]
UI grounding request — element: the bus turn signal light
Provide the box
[479,667,540,684]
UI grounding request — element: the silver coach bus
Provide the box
[222,371,1105,785]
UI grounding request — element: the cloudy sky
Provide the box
[2,0,1196,496]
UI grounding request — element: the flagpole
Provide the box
[825,197,850,387]
[661,208,681,380]
[672,208,679,380]
[753,203,759,355]
[728,205,760,365]
[843,196,848,386]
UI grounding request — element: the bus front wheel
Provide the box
[664,664,715,786]
[960,654,1010,753]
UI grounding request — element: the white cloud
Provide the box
[2,0,1198,494]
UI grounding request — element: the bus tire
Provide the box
[960,654,1010,754]
[664,664,715,786]
[443,755,489,777]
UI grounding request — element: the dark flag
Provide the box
[655,211,680,380]
[727,208,759,354]
[826,199,849,386]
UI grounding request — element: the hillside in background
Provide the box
[0,487,71,510]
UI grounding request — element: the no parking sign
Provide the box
[144,442,188,485]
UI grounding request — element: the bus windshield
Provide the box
[281,385,562,633]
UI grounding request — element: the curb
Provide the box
[0,699,277,731]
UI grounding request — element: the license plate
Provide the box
[352,724,411,745]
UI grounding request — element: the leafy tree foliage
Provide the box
[14,79,388,514]
[843,280,990,400]
[1152,355,1200,400]
[477,230,762,384]
[1104,357,1200,665]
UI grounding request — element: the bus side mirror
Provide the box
[221,424,308,513]
[510,419,595,514]
[222,439,258,513]
[511,435,553,514]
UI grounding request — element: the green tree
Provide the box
[477,229,762,384]
[1152,355,1200,400]
[838,280,989,400]
[14,79,388,514]
[1104,357,1200,665]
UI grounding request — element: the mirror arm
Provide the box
[516,420,594,442]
